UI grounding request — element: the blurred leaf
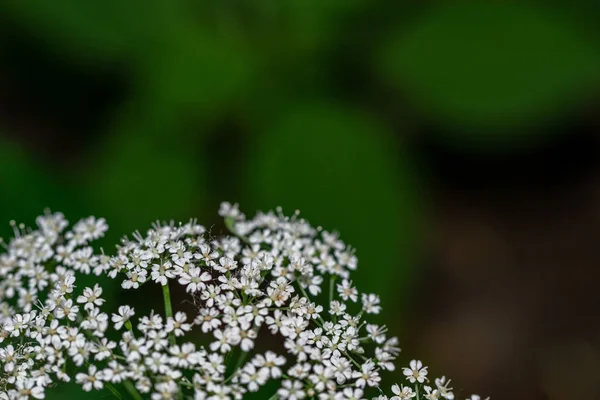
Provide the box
[85,122,207,235]
[144,29,254,117]
[282,0,365,51]
[243,102,420,319]
[1,0,151,61]
[380,2,600,135]
[0,137,74,234]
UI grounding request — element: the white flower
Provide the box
[14,379,45,399]
[76,365,104,391]
[92,338,116,361]
[352,360,380,388]
[337,280,358,302]
[424,386,441,400]
[240,363,269,392]
[122,268,148,289]
[252,351,286,378]
[111,305,135,330]
[214,257,238,273]
[210,329,233,353]
[152,381,179,399]
[403,360,428,383]
[218,202,243,220]
[277,379,305,400]
[335,387,365,400]
[151,261,176,286]
[73,216,108,241]
[76,284,105,311]
[435,376,454,400]
[361,293,381,314]
[166,312,192,337]
[194,307,222,333]
[0,345,17,372]
[54,299,79,321]
[70,247,97,274]
[178,267,211,293]
[391,384,416,399]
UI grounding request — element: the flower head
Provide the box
[0,204,487,400]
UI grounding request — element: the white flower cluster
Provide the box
[0,202,489,400]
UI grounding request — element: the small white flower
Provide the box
[111,305,135,330]
[403,359,428,383]
[166,312,192,337]
[435,376,455,400]
[76,365,104,391]
[337,280,358,302]
[391,384,416,399]
[277,379,305,400]
[76,284,105,311]
[361,293,381,314]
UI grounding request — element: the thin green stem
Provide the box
[415,384,420,400]
[162,282,176,346]
[123,380,144,400]
[233,350,249,372]
[268,394,278,400]
[344,351,362,369]
[329,275,336,323]
[105,382,122,399]
[329,275,336,305]
[225,351,249,383]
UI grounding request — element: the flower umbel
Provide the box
[0,203,488,400]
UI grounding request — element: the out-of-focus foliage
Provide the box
[84,117,209,233]
[0,137,75,231]
[380,2,600,137]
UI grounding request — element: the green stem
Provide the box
[105,382,122,399]
[415,384,420,400]
[344,351,362,369]
[268,394,278,400]
[123,380,144,400]
[329,275,336,323]
[225,351,249,383]
[162,282,177,346]
[329,275,336,305]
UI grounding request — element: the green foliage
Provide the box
[0,138,71,232]
[84,122,208,234]
[380,2,600,135]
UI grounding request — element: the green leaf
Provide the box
[243,102,420,321]
[146,31,254,117]
[1,0,150,61]
[85,122,207,236]
[380,2,600,135]
[0,137,74,235]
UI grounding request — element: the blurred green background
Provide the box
[1,1,600,399]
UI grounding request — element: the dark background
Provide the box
[1,1,599,399]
